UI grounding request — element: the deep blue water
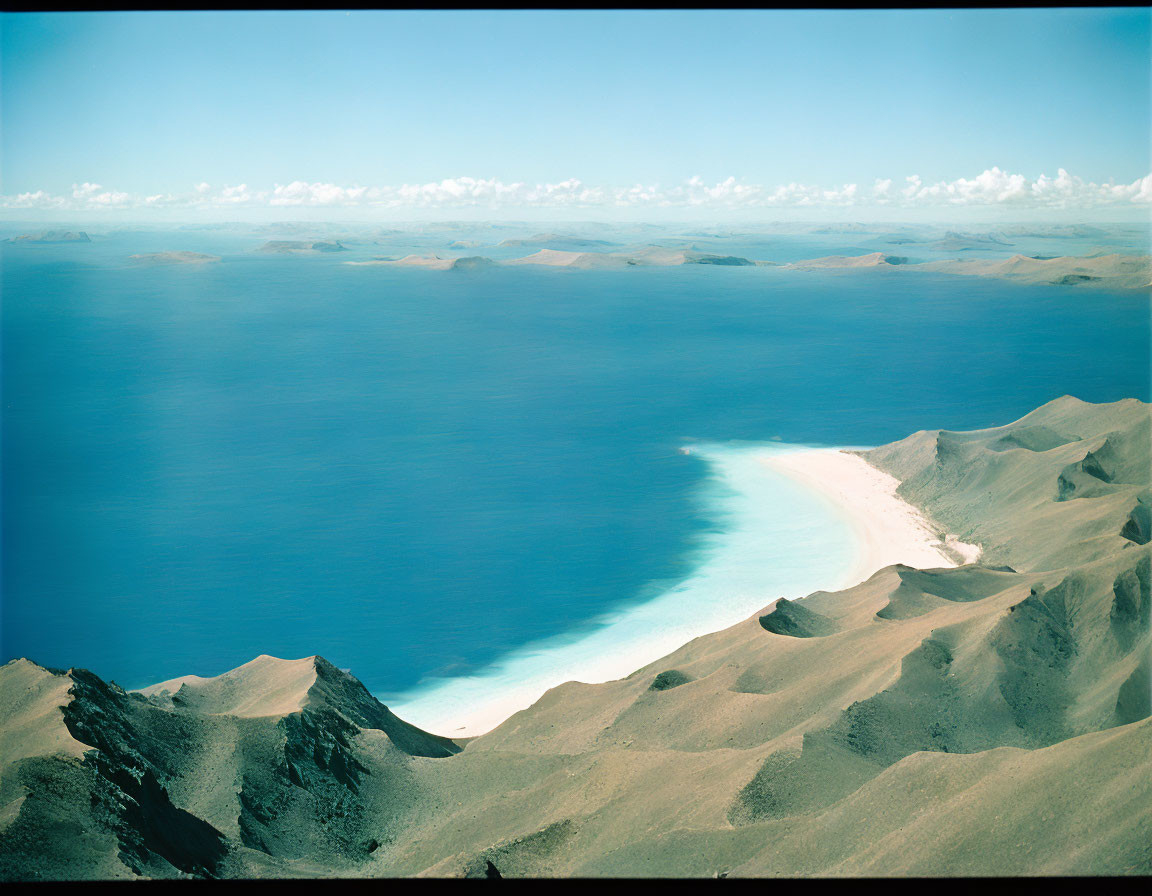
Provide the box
[3,242,1149,699]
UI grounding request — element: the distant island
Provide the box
[7,226,1145,290]
[505,247,763,267]
[925,230,1015,252]
[498,234,621,249]
[325,241,1150,289]
[5,231,91,243]
[129,251,221,266]
[348,254,496,270]
[345,247,767,270]
[787,251,910,269]
[916,253,1152,289]
[256,240,348,254]
[786,251,1151,289]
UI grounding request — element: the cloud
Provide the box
[268,181,368,206]
[1134,174,1152,204]
[4,168,1150,213]
[217,183,258,204]
[3,190,68,209]
[898,167,1152,209]
[903,167,1029,204]
[69,182,133,206]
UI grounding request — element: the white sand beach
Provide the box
[758,447,982,586]
[390,444,981,738]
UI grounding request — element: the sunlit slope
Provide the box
[1,396,1148,878]
[864,395,1150,570]
[391,395,1150,877]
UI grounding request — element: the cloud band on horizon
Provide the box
[3,168,1150,213]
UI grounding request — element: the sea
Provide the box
[2,224,1149,733]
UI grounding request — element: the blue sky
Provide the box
[2,9,1149,219]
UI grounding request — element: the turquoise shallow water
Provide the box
[2,235,1149,711]
[387,441,863,734]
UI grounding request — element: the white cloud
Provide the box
[3,190,68,209]
[1133,174,1152,204]
[269,181,368,206]
[4,168,1150,213]
[217,183,258,204]
[71,182,102,199]
[899,167,1152,209]
[904,166,1029,205]
[68,182,133,207]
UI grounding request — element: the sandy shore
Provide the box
[391,445,981,738]
[758,447,981,585]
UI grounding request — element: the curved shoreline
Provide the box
[386,443,979,738]
[756,447,981,587]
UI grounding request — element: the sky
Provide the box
[1,9,1150,221]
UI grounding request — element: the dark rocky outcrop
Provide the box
[649,670,693,691]
[759,598,838,638]
[1121,495,1151,545]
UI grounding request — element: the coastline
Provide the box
[387,443,980,739]
[757,447,982,584]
